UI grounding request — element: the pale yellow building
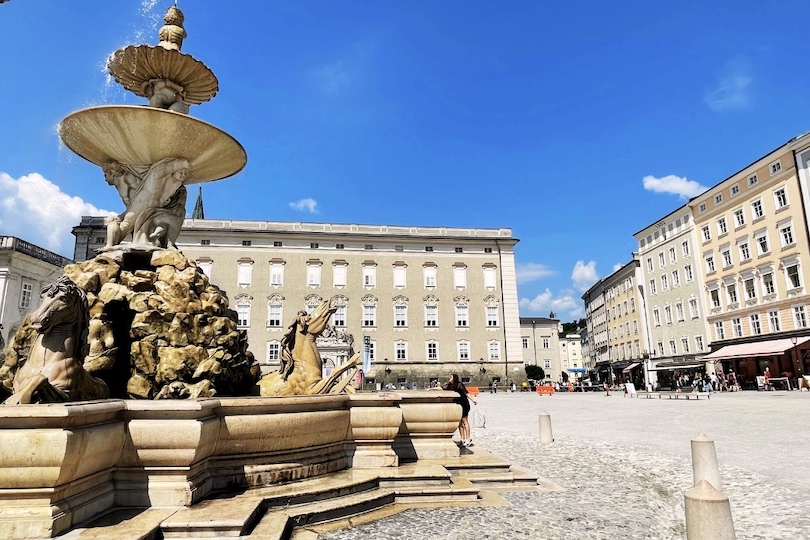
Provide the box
[519,316,561,382]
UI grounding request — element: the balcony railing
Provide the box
[0,237,72,267]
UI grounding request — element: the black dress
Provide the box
[444,381,470,418]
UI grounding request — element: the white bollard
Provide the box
[691,432,722,491]
[538,411,553,443]
[684,480,736,539]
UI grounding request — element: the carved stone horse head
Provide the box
[31,276,89,353]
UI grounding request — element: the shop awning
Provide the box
[622,362,641,373]
[703,336,810,362]
[650,363,704,371]
[612,361,630,370]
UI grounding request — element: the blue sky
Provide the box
[2,1,810,322]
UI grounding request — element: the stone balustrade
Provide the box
[0,391,460,539]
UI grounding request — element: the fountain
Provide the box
[0,6,535,538]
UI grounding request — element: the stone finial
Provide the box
[158,6,187,51]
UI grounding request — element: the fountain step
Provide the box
[59,508,176,540]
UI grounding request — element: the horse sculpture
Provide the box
[258,298,359,397]
[1,276,109,405]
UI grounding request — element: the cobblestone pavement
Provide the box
[319,391,810,539]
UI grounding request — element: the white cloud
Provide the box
[571,260,598,292]
[642,174,708,199]
[515,262,555,284]
[519,289,584,319]
[704,57,753,112]
[0,172,113,256]
[289,198,319,213]
[613,263,623,272]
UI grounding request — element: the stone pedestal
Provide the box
[346,393,402,468]
[393,391,461,461]
[0,401,125,539]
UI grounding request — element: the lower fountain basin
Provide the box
[58,105,246,183]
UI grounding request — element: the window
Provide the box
[750,314,762,335]
[267,342,280,364]
[395,305,408,327]
[658,253,665,268]
[672,269,680,287]
[780,223,795,247]
[488,341,500,361]
[722,249,732,268]
[768,310,781,332]
[733,208,745,228]
[19,281,33,310]
[423,266,437,288]
[689,298,699,318]
[197,259,212,278]
[455,247,463,253]
[699,203,707,213]
[774,187,788,209]
[744,278,756,300]
[333,305,346,327]
[661,274,669,291]
[705,255,715,273]
[739,241,750,261]
[336,243,345,249]
[714,194,723,205]
[669,247,676,263]
[770,160,782,176]
[664,305,673,324]
[794,305,808,328]
[653,309,661,326]
[425,305,438,327]
[682,241,690,257]
[646,258,653,272]
[270,262,284,286]
[695,335,704,351]
[453,266,467,288]
[633,320,638,334]
[484,247,493,253]
[486,306,499,327]
[310,242,319,249]
[522,337,529,349]
[669,340,677,355]
[756,231,769,255]
[200,239,210,245]
[425,246,433,252]
[657,342,664,356]
[630,298,636,312]
[393,265,407,288]
[543,338,550,349]
[332,264,347,288]
[710,289,720,308]
[365,244,374,250]
[458,341,469,361]
[649,279,657,294]
[701,225,711,242]
[362,265,376,287]
[731,184,740,197]
[676,302,684,321]
[715,321,725,340]
[267,304,282,327]
[363,306,376,327]
[751,200,764,219]
[368,341,376,362]
[395,245,404,252]
[685,265,693,282]
[307,263,322,287]
[242,240,252,246]
[237,261,253,286]
[483,266,497,289]
[681,338,690,353]
[427,342,438,361]
[748,174,758,187]
[394,341,407,361]
[732,317,744,338]
[237,304,250,328]
[717,217,728,236]
[456,305,469,327]
[786,263,801,289]
[544,359,551,369]
[762,272,775,295]
[273,241,283,247]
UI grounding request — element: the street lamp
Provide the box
[790,335,800,389]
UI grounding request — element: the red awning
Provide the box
[703,337,810,362]
[622,362,641,373]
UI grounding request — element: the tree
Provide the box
[524,365,545,381]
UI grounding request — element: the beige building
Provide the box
[519,316,561,382]
[559,333,584,381]
[634,205,709,388]
[0,236,72,345]
[582,280,607,377]
[73,217,525,389]
[690,133,810,384]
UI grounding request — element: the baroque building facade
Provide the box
[519,316,561,382]
[73,217,524,389]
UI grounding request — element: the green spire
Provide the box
[192,185,204,219]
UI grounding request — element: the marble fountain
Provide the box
[0,6,537,539]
